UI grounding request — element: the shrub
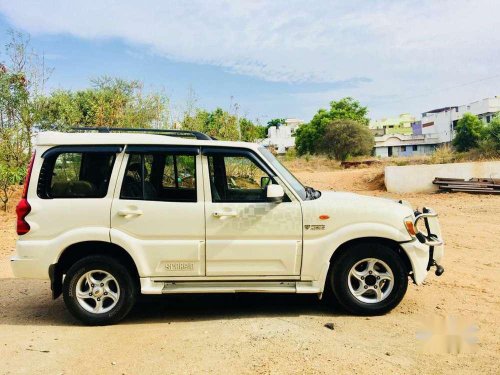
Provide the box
[430,144,456,164]
[483,115,500,151]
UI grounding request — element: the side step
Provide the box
[140,279,321,295]
[162,281,297,294]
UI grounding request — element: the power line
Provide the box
[391,73,500,102]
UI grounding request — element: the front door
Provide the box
[202,148,303,277]
[110,146,206,277]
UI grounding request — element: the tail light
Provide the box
[16,152,35,235]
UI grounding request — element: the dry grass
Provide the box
[280,155,341,172]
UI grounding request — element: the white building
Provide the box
[373,133,439,157]
[261,118,304,154]
[421,96,500,144]
[374,96,500,157]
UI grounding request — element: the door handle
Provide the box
[118,209,143,218]
[212,210,238,218]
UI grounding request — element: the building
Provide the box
[369,113,416,135]
[261,118,304,154]
[283,118,303,134]
[373,96,500,157]
[373,133,439,157]
[421,96,500,144]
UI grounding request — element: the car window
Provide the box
[208,153,272,203]
[120,152,197,202]
[38,151,115,199]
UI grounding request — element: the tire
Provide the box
[330,242,408,315]
[63,255,137,325]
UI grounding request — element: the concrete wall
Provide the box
[385,161,500,193]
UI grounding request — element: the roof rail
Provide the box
[70,127,214,141]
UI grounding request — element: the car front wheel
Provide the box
[330,243,408,315]
[63,255,137,325]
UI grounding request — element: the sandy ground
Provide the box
[0,166,499,374]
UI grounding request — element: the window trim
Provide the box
[41,145,123,159]
[202,147,275,177]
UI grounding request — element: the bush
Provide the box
[318,119,374,161]
[0,163,24,211]
[483,115,500,151]
[430,144,456,164]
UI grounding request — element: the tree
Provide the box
[295,97,369,155]
[36,77,170,130]
[3,30,52,153]
[0,126,28,211]
[266,118,285,128]
[318,119,374,161]
[181,107,263,142]
[0,30,48,210]
[477,114,500,156]
[484,114,500,151]
[452,113,484,152]
[240,117,266,142]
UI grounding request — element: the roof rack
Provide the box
[70,127,214,141]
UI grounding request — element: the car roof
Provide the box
[35,131,260,151]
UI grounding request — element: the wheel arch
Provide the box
[323,237,414,293]
[51,241,140,299]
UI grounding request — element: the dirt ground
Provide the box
[0,166,499,375]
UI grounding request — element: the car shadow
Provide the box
[0,278,344,327]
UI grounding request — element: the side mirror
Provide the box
[260,176,271,189]
[266,184,284,203]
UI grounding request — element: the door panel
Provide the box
[110,149,205,277]
[202,149,303,277]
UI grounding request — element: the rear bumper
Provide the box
[10,255,49,279]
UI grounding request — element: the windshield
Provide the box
[259,147,308,200]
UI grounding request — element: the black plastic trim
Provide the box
[41,145,124,159]
[201,147,275,176]
[71,127,213,140]
[125,145,200,155]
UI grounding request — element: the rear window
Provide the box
[37,151,116,199]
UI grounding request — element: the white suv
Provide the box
[11,129,444,325]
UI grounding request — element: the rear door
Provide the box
[110,146,206,277]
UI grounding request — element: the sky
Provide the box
[0,0,499,124]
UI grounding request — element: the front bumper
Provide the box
[402,207,444,285]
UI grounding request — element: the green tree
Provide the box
[181,107,263,141]
[484,115,500,150]
[318,119,374,161]
[0,126,28,211]
[452,113,484,152]
[477,114,500,156]
[267,118,285,128]
[295,97,369,155]
[240,117,265,142]
[36,77,170,130]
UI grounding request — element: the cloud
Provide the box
[0,0,499,117]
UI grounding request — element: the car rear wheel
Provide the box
[330,242,408,315]
[63,255,137,325]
